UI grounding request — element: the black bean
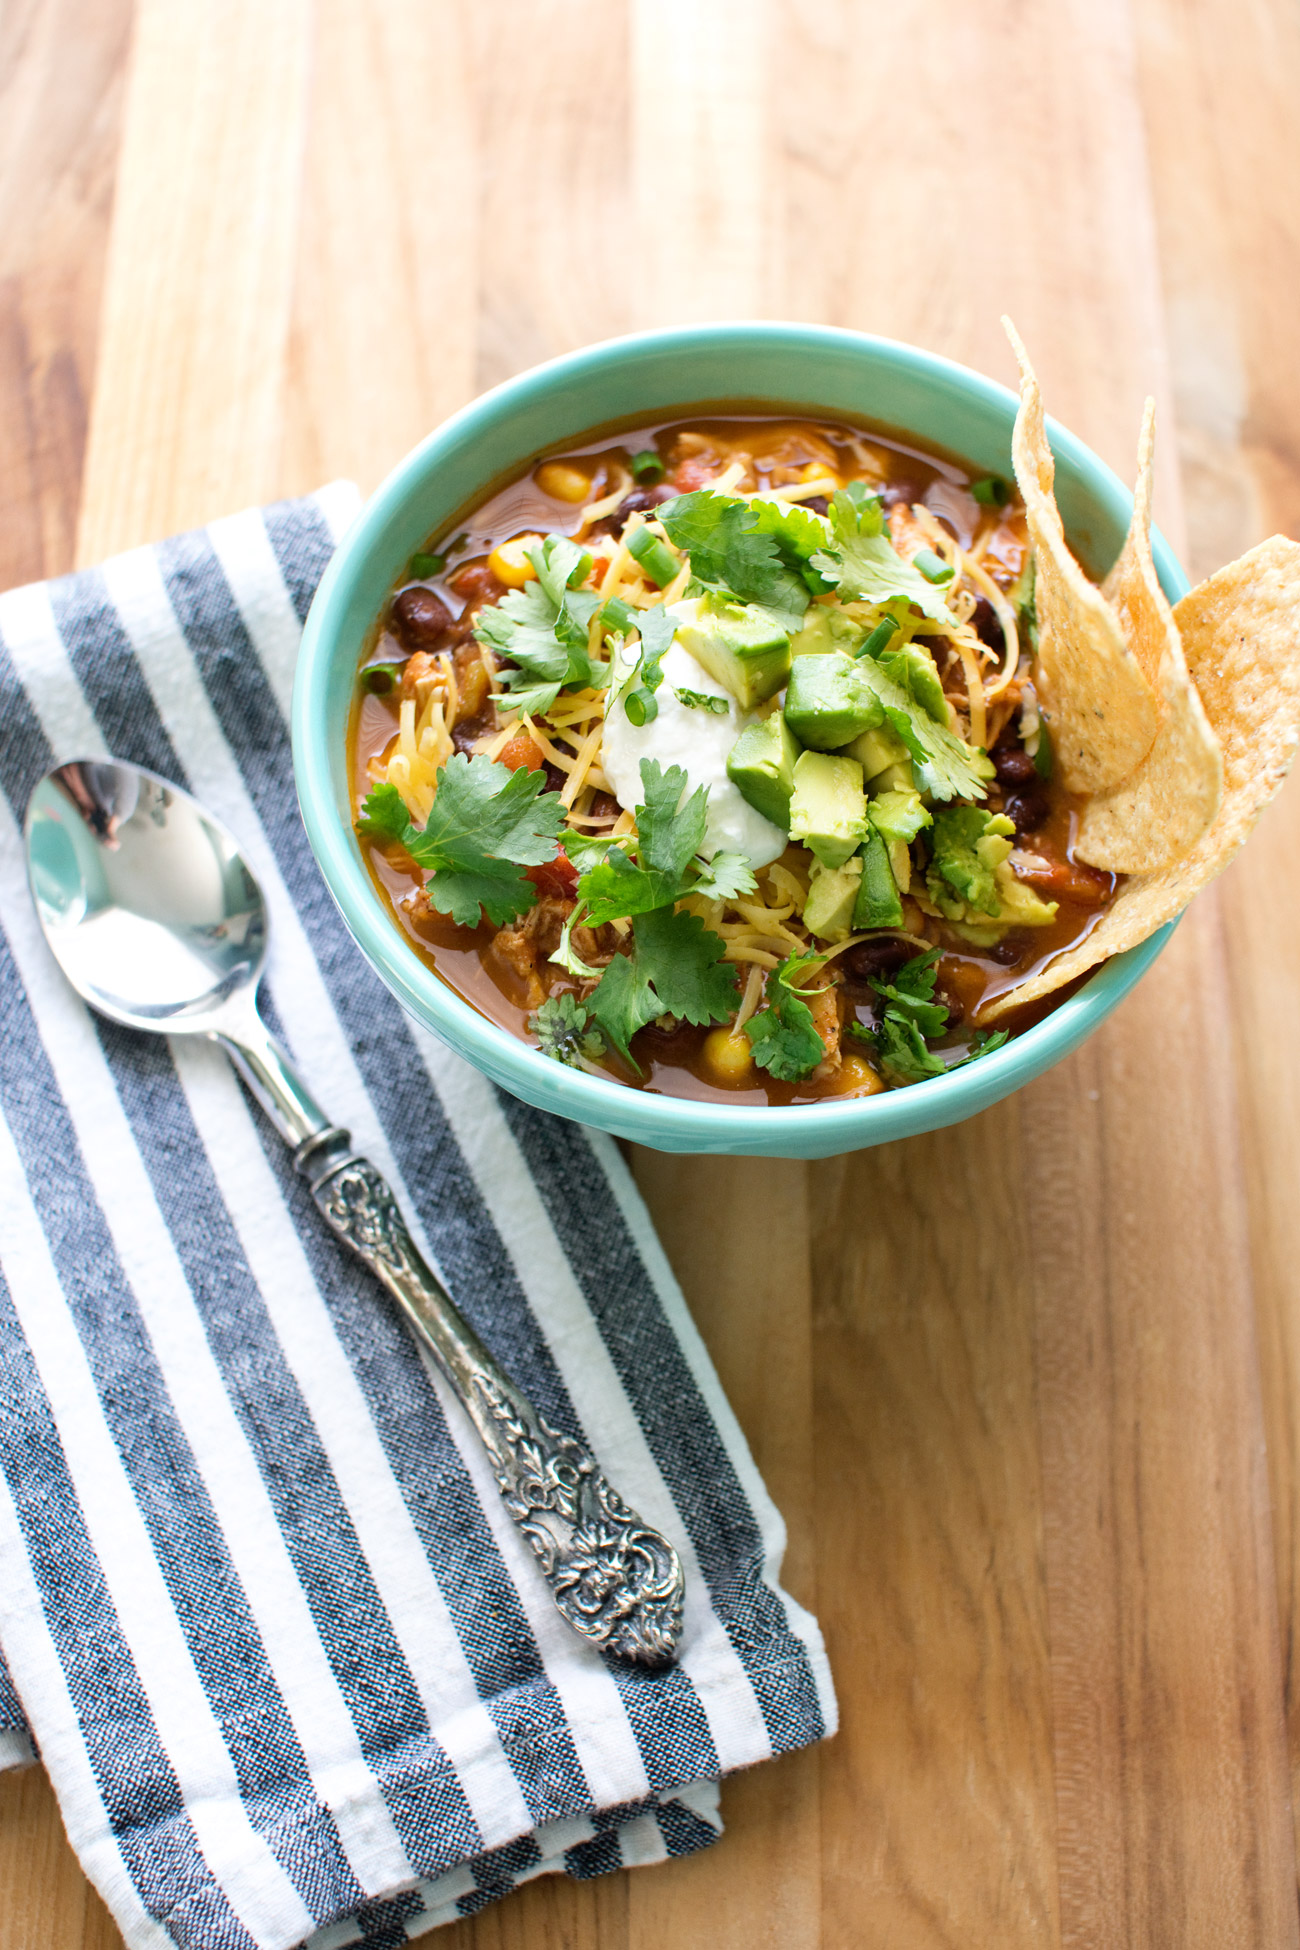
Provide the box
[618,484,676,518]
[992,743,1036,785]
[843,937,914,984]
[971,595,1003,655]
[1004,785,1049,835]
[803,495,830,516]
[392,585,453,649]
[988,936,1025,965]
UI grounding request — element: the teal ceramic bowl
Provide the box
[293,322,1179,1159]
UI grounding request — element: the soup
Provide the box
[349,409,1120,1104]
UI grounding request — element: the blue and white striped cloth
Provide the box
[0,488,835,1950]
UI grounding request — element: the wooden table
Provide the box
[3,3,1300,1943]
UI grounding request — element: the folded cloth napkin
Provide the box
[0,489,835,1950]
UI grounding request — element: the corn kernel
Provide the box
[536,461,593,504]
[702,1027,755,1087]
[835,1050,886,1096]
[488,535,541,588]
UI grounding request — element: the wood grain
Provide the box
[1132,3,1300,1895]
[3,0,1300,1945]
[76,0,312,558]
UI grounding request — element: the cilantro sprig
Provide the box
[656,490,815,630]
[850,947,1009,1085]
[744,955,827,1082]
[560,759,754,937]
[359,757,565,928]
[473,535,606,714]
[811,484,958,627]
[544,758,753,1070]
[587,907,739,1067]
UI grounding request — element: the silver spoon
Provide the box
[24,758,684,1668]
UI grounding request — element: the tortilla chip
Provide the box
[1074,399,1223,873]
[980,534,1300,1022]
[1004,317,1159,793]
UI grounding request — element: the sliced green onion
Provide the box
[858,615,901,659]
[971,475,1011,508]
[913,547,955,585]
[363,662,404,694]
[629,448,666,483]
[408,551,444,579]
[566,549,594,588]
[624,687,658,727]
[1032,723,1054,780]
[625,525,680,589]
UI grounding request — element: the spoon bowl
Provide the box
[26,761,267,1031]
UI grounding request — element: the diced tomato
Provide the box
[525,853,579,901]
[497,729,545,773]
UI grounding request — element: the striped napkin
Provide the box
[0,488,835,1950]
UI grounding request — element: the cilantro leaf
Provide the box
[579,845,683,925]
[749,495,832,562]
[632,905,738,1024]
[359,756,566,928]
[955,1027,1009,1066]
[877,945,942,1005]
[690,851,757,902]
[635,759,708,881]
[586,953,659,1066]
[860,947,952,1084]
[872,1012,947,1085]
[852,655,993,802]
[576,760,709,923]
[473,533,604,713]
[657,491,811,629]
[926,808,1015,918]
[561,829,621,870]
[587,907,738,1067]
[869,946,949,1039]
[744,956,826,1082]
[357,780,418,846]
[529,993,604,1069]
[810,491,957,627]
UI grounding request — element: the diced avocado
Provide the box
[871,760,918,793]
[788,605,866,659]
[783,655,884,751]
[952,863,1057,947]
[727,715,803,830]
[804,858,863,942]
[865,788,931,846]
[670,592,791,709]
[878,641,948,724]
[927,807,1016,919]
[843,722,910,781]
[853,827,904,929]
[788,750,867,869]
[991,863,1058,927]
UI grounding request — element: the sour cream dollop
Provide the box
[599,636,786,869]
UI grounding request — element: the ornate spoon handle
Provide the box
[294,1126,685,1668]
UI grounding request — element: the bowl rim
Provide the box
[293,319,1180,1149]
